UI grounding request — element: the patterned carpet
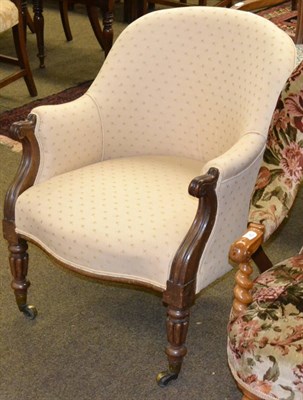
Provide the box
[257,1,298,39]
[0,80,91,151]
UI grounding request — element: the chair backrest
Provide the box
[87,7,296,163]
[31,7,296,186]
[249,60,303,241]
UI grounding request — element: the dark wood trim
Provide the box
[3,116,40,243]
[158,167,219,386]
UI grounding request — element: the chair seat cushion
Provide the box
[227,254,303,400]
[0,0,18,32]
[15,155,202,290]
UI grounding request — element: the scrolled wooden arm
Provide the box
[188,167,219,198]
[229,222,264,317]
[3,115,40,243]
[164,167,219,308]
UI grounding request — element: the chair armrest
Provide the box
[30,93,104,184]
[202,132,266,183]
[229,222,264,317]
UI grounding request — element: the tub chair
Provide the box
[3,7,296,386]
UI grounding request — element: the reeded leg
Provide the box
[157,168,219,386]
[157,306,189,386]
[8,239,37,319]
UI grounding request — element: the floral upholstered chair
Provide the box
[0,0,37,96]
[228,61,303,400]
[3,7,296,386]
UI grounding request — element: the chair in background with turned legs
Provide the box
[0,0,37,96]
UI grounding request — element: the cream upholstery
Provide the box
[16,156,202,289]
[0,0,18,32]
[16,7,296,292]
[4,6,297,383]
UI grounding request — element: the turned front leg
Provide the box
[8,239,37,319]
[166,307,189,372]
[157,306,190,386]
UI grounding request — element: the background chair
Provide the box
[228,60,303,399]
[57,0,113,53]
[0,0,37,96]
[232,0,303,43]
[3,7,296,386]
[25,0,114,68]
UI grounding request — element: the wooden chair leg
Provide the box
[32,1,45,68]
[86,3,104,48]
[26,9,35,33]
[295,0,303,43]
[12,23,37,96]
[157,304,190,386]
[100,5,114,57]
[156,168,219,386]
[8,238,37,319]
[59,0,73,41]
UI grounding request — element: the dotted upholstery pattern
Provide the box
[16,156,201,289]
[90,7,296,163]
[0,0,18,32]
[18,7,297,292]
[33,96,103,183]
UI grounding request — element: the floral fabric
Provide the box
[249,61,303,241]
[228,254,303,400]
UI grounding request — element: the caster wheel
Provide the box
[22,305,38,320]
[156,370,179,387]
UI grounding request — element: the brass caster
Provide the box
[156,370,179,387]
[21,305,38,320]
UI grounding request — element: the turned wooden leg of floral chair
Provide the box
[227,61,303,400]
